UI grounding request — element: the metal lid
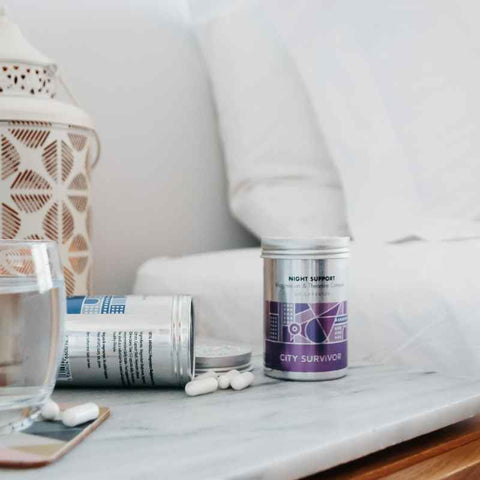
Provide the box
[172,295,195,385]
[195,364,253,374]
[261,237,350,259]
[195,343,252,369]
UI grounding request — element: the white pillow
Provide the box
[192,0,480,242]
[189,0,348,238]
[260,0,480,241]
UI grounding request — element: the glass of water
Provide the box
[0,240,65,432]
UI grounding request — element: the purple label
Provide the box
[264,301,347,373]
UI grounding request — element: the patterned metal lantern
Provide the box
[0,9,99,295]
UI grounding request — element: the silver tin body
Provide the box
[57,295,194,387]
[262,238,349,381]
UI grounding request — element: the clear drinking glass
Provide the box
[0,240,65,432]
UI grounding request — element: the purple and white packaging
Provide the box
[261,238,350,381]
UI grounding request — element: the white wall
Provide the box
[9,0,256,293]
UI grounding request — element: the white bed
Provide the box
[135,240,480,377]
[134,1,480,379]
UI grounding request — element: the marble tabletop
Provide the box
[2,356,480,480]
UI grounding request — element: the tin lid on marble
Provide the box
[195,363,253,374]
[195,343,252,369]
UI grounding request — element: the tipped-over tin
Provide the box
[57,295,194,387]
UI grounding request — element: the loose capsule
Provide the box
[231,372,255,391]
[218,370,240,389]
[185,377,218,396]
[62,402,99,427]
[195,370,217,380]
[40,400,60,421]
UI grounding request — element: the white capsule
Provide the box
[53,411,63,421]
[185,377,218,396]
[40,400,60,421]
[195,370,217,380]
[62,402,99,427]
[231,372,255,391]
[218,370,241,389]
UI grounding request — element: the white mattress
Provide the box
[134,240,480,377]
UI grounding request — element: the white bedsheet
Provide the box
[134,241,480,377]
[262,0,480,243]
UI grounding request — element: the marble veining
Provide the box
[2,356,480,479]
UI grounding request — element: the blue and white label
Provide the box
[59,296,181,387]
[67,295,127,315]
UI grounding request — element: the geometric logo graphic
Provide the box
[266,301,347,345]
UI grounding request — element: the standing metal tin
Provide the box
[57,295,194,387]
[262,237,350,381]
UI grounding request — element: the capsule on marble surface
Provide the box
[218,370,240,389]
[231,372,254,391]
[62,402,99,427]
[185,377,218,396]
[40,399,60,421]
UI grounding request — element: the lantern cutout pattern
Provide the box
[0,9,98,295]
[1,124,92,295]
